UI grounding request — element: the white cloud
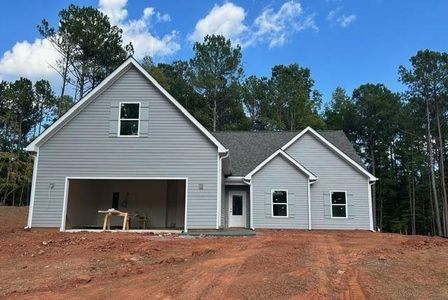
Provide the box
[327,7,357,28]
[99,0,128,24]
[99,0,180,58]
[188,3,248,45]
[0,38,60,81]
[251,1,318,48]
[0,0,179,82]
[189,1,317,48]
[327,7,341,21]
[337,14,357,28]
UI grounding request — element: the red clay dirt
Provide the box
[1,206,448,299]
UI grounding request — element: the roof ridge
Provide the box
[213,129,345,133]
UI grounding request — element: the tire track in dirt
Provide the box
[179,233,274,299]
[303,232,333,299]
[302,232,368,300]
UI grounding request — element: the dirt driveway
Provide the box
[1,206,448,299]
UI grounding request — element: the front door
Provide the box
[228,192,246,227]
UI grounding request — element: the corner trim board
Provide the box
[216,153,222,229]
[26,149,39,228]
[249,181,254,229]
[368,180,374,231]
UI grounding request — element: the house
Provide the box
[25,57,377,232]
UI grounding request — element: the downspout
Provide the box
[368,180,376,232]
[216,151,229,229]
[308,179,317,230]
[242,178,254,230]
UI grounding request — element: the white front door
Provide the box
[228,192,246,227]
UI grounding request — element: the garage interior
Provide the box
[65,179,186,230]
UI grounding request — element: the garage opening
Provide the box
[64,178,186,231]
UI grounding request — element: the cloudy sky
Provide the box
[0,0,447,102]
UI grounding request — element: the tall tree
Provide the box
[39,5,133,101]
[350,84,401,231]
[397,100,427,235]
[241,76,271,130]
[6,79,40,152]
[269,64,324,130]
[324,87,357,138]
[38,20,73,100]
[0,76,60,207]
[399,50,448,236]
[142,57,209,127]
[188,34,247,131]
[33,80,55,137]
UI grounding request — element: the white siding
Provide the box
[31,65,218,229]
[285,132,370,230]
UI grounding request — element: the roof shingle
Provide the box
[212,130,364,176]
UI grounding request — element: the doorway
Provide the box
[228,191,246,227]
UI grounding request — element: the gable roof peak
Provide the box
[25,58,228,153]
[281,127,377,181]
[244,149,318,181]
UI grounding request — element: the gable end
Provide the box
[281,127,377,181]
[25,57,227,153]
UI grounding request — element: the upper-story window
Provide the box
[119,102,140,136]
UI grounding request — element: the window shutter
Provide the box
[288,192,295,217]
[264,190,271,216]
[140,102,149,137]
[109,101,119,137]
[323,192,331,218]
[347,193,355,219]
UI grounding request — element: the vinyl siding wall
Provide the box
[252,156,309,229]
[31,65,218,229]
[285,132,370,230]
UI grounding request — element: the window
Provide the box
[119,102,140,136]
[272,190,288,217]
[331,191,347,218]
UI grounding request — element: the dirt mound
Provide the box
[401,235,448,250]
[0,205,28,233]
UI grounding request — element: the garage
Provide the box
[62,178,187,231]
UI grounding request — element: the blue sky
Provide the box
[0,0,447,104]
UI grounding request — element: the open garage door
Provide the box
[63,178,186,231]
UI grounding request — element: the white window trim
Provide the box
[330,190,348,219]
[118,101,141,137]
[271,189,288,218]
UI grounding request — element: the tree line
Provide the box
[1,4,447,237]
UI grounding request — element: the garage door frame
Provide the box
[61,176,189,232]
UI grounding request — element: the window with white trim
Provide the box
[331,191,347,218]
[119,102,140,136]
[272,190,288,217]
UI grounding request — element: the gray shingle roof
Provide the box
[212,130,364,176]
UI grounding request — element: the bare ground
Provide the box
[1,206,448,299]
